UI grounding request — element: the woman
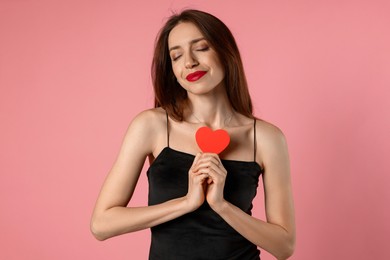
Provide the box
[91,9,295,260]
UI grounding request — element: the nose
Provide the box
[184,52,199,69]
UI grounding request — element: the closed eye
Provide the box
[171,54,182,61]
[196,46,209,52]
[171,45,209,61]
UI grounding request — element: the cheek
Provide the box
[205,55,224,76]
[171,63,182,78]
[211,61,225,79]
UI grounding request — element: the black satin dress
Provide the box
[147,117,263,260]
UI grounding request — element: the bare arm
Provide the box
[207,122,296,259]
[90,110,206,240]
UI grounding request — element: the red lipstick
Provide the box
[186,71,207,82]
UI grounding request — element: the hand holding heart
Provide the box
[196,153,227,208]
[185,127,230,212]
[185,153,208,212]
[187,153,227,211]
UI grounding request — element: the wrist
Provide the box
[181,195,201,213]
[210,199,229,214]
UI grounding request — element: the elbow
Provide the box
[275,234,296,260]
[90,217,109,241]
[277,242,295,260]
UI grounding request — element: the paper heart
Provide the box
[195,126,230,154]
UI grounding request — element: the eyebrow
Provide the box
[168,37,206,52]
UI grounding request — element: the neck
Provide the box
[186,91,235,129]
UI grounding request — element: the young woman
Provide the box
[91,9,295,260]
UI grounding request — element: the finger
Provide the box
[196,162,226,176]
[195,166,216,175]
[193,173,209,183]
[195,167,222,183]
[190,153,202,171]
[203,166,227,185]
[208,153,223,167]
[203,153,223,168]
[202,153,221,162]
[196,159,220,169]
[195,156,220,170]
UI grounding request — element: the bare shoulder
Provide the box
[255,119,287,143]
[122,107,167,156]
[255,119,289,163]
[129,107,166,130]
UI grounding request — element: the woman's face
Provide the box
[168,22,225,95]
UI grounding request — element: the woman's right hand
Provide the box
[184,153,208,212]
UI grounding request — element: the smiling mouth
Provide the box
[186,71,207,82]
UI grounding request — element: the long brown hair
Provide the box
[152,9,254,121]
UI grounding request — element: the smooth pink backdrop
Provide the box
[1,0,389,259]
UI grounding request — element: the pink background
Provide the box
[1,0,389,259]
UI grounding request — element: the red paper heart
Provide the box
[195,126,230,154]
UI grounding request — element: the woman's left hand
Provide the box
[192,153,227,211]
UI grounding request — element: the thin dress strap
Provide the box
[166,111,170,147]
[253,118,257,162]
